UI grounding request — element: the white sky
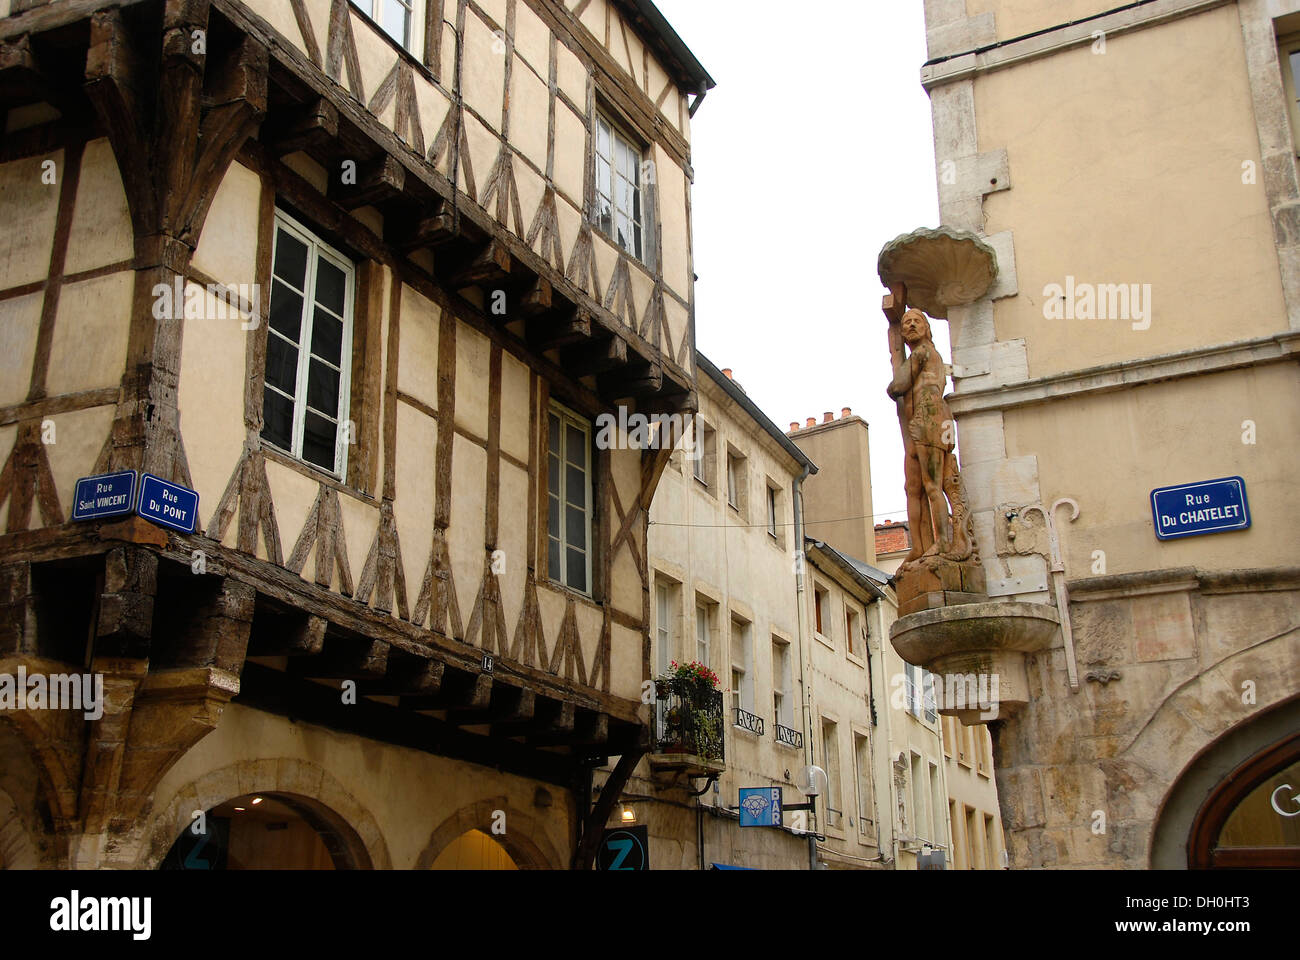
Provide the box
[653,0,946,524]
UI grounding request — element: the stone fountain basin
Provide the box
[890,601,1060,666]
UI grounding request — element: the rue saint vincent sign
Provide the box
[1150,476,1251,541]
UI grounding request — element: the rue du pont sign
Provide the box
[1150,476,1251,541]
[72,470,199,535]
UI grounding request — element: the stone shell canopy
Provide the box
[877,226,998,320]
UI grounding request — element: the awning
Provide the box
[709,863,755,870]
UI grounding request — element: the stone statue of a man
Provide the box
[887,308,973,568]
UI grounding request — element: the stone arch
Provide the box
[1119,625,1300,867]
[0,789,38,870]
[138,758,391,869]
[1149,694,1300,868]
[416,796,561,870]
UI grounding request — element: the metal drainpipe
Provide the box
[792,465,816,870]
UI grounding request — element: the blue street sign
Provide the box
[1150,476,1251,541]
[137,473,200,534]
[71,470,137,522]
[739,787,783,827]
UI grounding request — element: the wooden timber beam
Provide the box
[330,153,405,210]
[446,684,535,727]
[389,199,460,252]
[402,669,491,711]
[247,610,326,656]
[360,649,443,695]
[289,637,389,680]
[562,335,627,378]
[437,237,511,289]
[598,358,662,401]
[263,96,337,157]
[527,307,591,352]
[573,747,645,870]
[529,707,605,747]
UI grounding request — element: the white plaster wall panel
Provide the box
[282,150,329,193]
[552,100,586,210]
[46,272,131,396]
[353,13,400,116]
[45,406,114,519]
[0,0,10,19]
[397,285,440,412]
[414,72,452,149]
[246,0,308,59]
[0,426,14,532]
[462,14,507,130]
[555,198,580,273]
[440,28,459,85]
[263,459,319,557]
[591,234,618,303]
[628,263,652,331]
[0,152,59,290]
[611,547,641,619]
[447,434,488,629]
[65,139,132,275]
[555,40,587,104]
[578,0,606,44]
[477,0,508,29]
[662,296,688,365]
[453,321,490,438]
[394,403,436,603]
[514,0,551,75]
[509,59,551,170]
[462,111,499,201]
[575,601,604,679]
[515,162,546,245]
[497,461,528,632]
[498,351,531,461]
[536,584,567,652]
[0,293,41,405]
[192,161,260,285]
[176,285,248,521]
[653,143,689,298]
[646,55,668,105]
[337,495,378,596]
[610,623,640,701]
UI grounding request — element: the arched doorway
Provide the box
[1188,731,1300,868]
[428,829,520,870]
[159,792,372,869]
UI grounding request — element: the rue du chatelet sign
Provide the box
[1150,476,1251,541]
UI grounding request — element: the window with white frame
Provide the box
[846,606,863,660]
[547,402,593,594]
[772,636,790,727]
[695,599,712,667]
[822,718,842,830]
[654,578,678,677]
[729,616,752,716]
[594,111,650,264]
[262,211,355,479]
[854,732,876,843]
[365,0,421,57]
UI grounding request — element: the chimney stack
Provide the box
[722,368,733,379]
[789,422,799,432]
[842,407,852,419]
[806,417,816,428]
[823,411,833,424]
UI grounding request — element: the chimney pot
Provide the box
[722,368,733,379]
[789,422,799,432]
[842,407,852,419]
[823,411,833,423]
[806,417,816,428]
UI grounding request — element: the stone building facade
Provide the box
[913,0,1300,868]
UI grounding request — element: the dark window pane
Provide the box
[566,504,586,549]
[265,334,299,394]
[548,537,561,580]
[314,258,346,316]
[311,309,343,366]
[268,281,304,340]
[548,412,560,453]
[261,389,293,450]
[566,425,585,467]
[566,548,586,592]
[302,410,337,470]
[565,465,585,507]
[306,358,340,417]
[548,494,560,540]
[273,230,308,289]
[548,453,560,495]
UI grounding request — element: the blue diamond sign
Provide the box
[739,787,783,828]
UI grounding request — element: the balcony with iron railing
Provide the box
[649,680,725,776]
[733,706,764,736]
[774,722,803,749]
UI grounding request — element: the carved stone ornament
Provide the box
[877,226,998,319]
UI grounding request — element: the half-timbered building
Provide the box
[0,0,710,869]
